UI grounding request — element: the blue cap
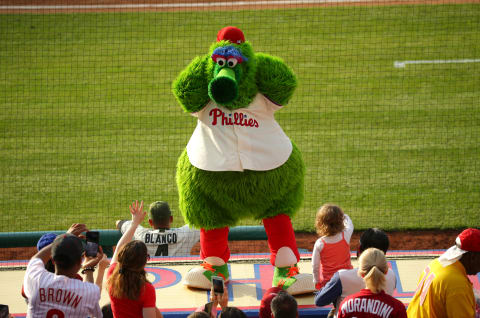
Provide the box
[37,233,58,251]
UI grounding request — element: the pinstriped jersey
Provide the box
[24,258,102,318]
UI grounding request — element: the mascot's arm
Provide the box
[255,53,297,106]
[172,55,211,113]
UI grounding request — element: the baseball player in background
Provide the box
[116,201,200,257]
[23,224,104,318]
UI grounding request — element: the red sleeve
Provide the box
[141,282,156,308]
[107,262,117,279]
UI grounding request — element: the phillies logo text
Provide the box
[209,108,259,128]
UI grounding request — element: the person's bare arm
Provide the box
[111,200,146,264]
[218,289,228,310]
[67,223,89,239]
[33,223,89,265]
[82,246,104,284]
[155,307,164,318]
[33,243,54,265]
[94,253,110,289]
[209,286,228,317]
[142,307,164,318]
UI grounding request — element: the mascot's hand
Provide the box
[255,53,297,106]
[172,55,211,113]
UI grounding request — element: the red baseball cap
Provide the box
[439,228,480,266]
[217,26,245,44]
[456,228,480,252]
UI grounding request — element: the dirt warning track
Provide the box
[1,0,478,13]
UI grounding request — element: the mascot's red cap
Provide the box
[217,26,245,44]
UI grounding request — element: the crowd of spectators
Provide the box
[15,201,480,318]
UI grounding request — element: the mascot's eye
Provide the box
[216,57,226,67]
[227,58,238,68]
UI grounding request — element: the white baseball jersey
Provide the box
[121,222,200,257]
[186,93,293,172]
[24,258,102,318]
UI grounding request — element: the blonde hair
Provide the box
[315,204,345,237]
[358,248,388,293]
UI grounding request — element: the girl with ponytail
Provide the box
[337,248,406,318]
[107,201,163,318]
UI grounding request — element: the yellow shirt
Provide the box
[407,258,475,318]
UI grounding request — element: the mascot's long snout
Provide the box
[208,67,238,105]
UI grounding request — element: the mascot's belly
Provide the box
[176,142,305,230]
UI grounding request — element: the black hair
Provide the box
[45,259,55,273]
[270,291,297,318]
[359,228,390,255]
[149,201,172,226]
[219,307,247,318]
[188,312,212,318]
[52,254,79,271]
[101,303,113,318]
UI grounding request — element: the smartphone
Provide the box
[211,275,224,295]
[85,231,100,257]
[0,304,9,318]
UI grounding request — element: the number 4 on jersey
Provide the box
[155,244,168,256]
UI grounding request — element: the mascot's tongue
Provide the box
[208,67,238,105]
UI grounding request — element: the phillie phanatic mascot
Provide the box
[173,26,314,295]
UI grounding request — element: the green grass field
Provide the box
[1,4,479,233]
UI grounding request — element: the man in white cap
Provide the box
[407,228,480,317]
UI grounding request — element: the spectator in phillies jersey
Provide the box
[337,248,406,318]
[36,233,61,273]
[407,228,480,318]
[116,201,200,257]
[23,223,104,318]
[108,200,163,318]
[315,228,396,318]
[21,230,83,302]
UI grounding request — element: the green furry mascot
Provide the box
[173,26,314,295]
